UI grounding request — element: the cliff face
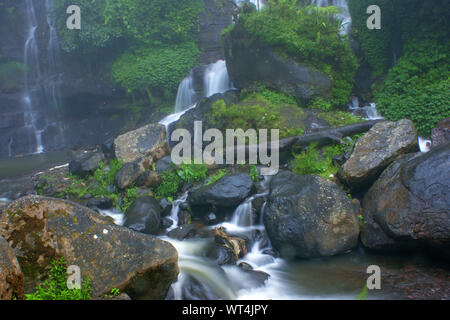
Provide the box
[0,0,235,158]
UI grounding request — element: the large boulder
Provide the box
[114,161,145,190]
[114,123,169,164]
[0,237,24,300]
[69,151,104,177]
[124,197,162,235]
[361,142,450,258]
[0,196,178,299]
[338,119,418,190]
[223,24,331,103]
[263,171,359,259]
[188,174,254,209]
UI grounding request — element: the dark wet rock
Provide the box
[338,119,418,190]
[167,224,196,240]
[177,210,191,226]
[159,198,173,216]
[115,161,145,190]
[136,170,162,188]
[361,143,450,259]
[124,196,162,235]
[101,137,116,160]
[0,236,24,300]
[0,196,178,299]
[263,171,359,259]
[207,243,237,265]
[114,123,169,164]
[87,197,113,210]
[188,174,254,209]
[69,151,104,177]
[156,155,174,173]
[431,117,450,149]
[204,212,218,225]
[161,217,174,230]
[214,227,247,261]
[223,23,331,103]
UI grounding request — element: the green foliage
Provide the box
[230,1,358,108]
[52,0,204,52]
[357,284,369,300]
[26,257,91,300]
[63,159,138,211]
[249,165,259,182]
[291,136,359,179]
[318,111,364,128]
[207,169,230,185]
[373,0,450,137]
[104,288,120,298]
[155,171,182,198]
[177,162,208,183]
[348,0,394,76]
[155,162,208,198]
[210,87,305,139]
[111,42,200,97]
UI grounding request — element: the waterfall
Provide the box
[23,0,44,154]
[204,60,233,98]
[175,72,196,113]
[22,0,63,154]
[311,0,352,35]
[235,0,265,10]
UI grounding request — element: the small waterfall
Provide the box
[418,137,431,153]
[311,0,352,35]
[204,60,233,98]
[349,102,384,121]
[166,191,190,232]
[235,0,265,10]
[175,72,196,113]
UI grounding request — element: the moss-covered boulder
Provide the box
[0,236,24,300]
[223,24,331,104]
[0,196,178,299]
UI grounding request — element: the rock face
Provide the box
[338,119,418,190]
[188,174,254,209]
[223,24,331,103]
[69,151,105,177]
[361,142,450,258]
[0,196,178,299]
[136,170,162,188]
[431,117,450,148]
[114,123,169,164]
[263,171,359,259]
[0,237,24,300]
[124,196,162,235]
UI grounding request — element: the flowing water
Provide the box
[203,60,233,98]
[22,0,63,155]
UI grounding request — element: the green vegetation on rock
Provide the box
[227,0,358,108]
[26,257,91,300]
[209,87,305,139]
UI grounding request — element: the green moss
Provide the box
[209,86,305,139]
[318,111,364,128]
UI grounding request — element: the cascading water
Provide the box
[23,0,44,154]
[175,72,197,113]
[204,60,233,98]
[311,0,352,35]
[22,0,64,154]
[235,0,265,10]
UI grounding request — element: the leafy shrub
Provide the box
[26,257,91,300]
[249,165,259,182]
[111,42,200,98]
[155,171,182,198]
